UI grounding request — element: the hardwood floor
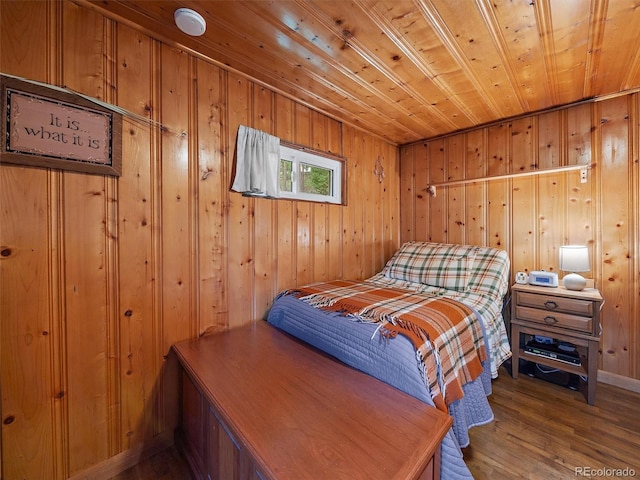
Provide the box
[113,367,640,480]
[106,445,192,480]
[466,365,640,479]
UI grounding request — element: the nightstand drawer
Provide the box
[516,292,593,316]
[514,305,592,333]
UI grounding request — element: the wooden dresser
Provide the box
[172,321,452,480]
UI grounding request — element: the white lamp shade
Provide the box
[559,245,590,290]
[559,245,590,272]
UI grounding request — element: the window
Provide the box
[278,145,343,204]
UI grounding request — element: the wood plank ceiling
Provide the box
[85,0,640,145]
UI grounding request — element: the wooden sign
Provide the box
[1,74,122,176]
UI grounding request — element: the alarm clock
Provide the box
[515,272,529,284]
[528,270,558,287]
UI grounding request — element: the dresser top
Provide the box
[512,281,603,302]
[173,321,452,480]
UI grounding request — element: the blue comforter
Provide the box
[268,294,495,480]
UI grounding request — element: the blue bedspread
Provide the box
[267,293,495,480]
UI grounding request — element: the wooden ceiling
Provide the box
[85,0,640,145]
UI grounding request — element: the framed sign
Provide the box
[1,74,122,176]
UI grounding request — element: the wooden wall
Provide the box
[0,1,399,478]
[400,95,640,383]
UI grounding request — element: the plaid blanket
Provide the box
[284,279,487,411]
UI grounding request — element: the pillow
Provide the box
[383,242,477,291]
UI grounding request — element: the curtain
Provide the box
[231,125,280,197]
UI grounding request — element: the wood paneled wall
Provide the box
[0,2,399,478]
[400,95,640,383]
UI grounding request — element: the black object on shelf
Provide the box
[524,339,581,366]
[502,357,580,391]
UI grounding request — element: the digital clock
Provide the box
[528,270,559,287]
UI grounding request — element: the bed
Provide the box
[266,241,511,480]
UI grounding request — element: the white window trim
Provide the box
[279,145,343,205]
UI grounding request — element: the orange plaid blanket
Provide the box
[286,279,487,411]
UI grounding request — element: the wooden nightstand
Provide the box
[510,281,603,405]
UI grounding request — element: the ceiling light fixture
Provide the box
[174,8,206,36]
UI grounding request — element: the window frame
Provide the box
[278,144,344,205]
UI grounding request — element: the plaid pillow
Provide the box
[383,242,477,291]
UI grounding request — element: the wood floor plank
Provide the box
[465,366,640,479]
[106,445,192,480]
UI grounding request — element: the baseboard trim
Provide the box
[68,430,175,480]
[598,369,640,394]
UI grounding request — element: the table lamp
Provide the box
[559,245,590,291]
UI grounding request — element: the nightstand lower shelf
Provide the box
[516,347,587,377]
[511,322,599,405]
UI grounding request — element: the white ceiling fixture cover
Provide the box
[174,8,206,36]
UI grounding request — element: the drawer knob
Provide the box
[544,300,558,310]
[543,316,558,325]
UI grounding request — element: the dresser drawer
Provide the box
[516,292,593,316]
[514,305,592,333]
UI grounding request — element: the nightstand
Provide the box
[510,281,603,405]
